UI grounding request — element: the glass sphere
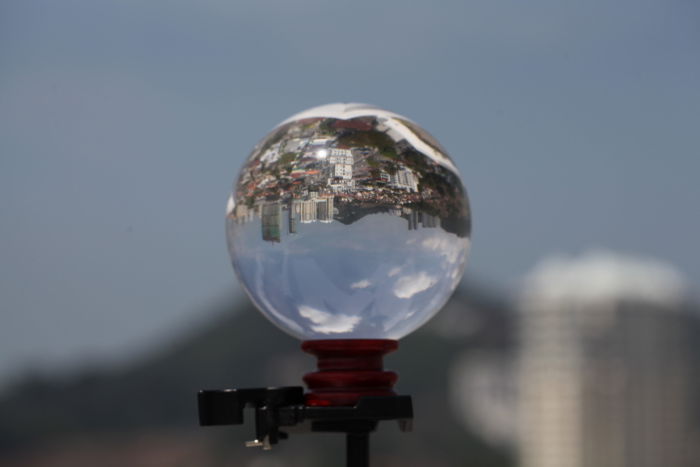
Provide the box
[226,103,471,340]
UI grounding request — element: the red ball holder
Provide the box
[302,339,399,407]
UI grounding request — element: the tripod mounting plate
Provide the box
[198,386,413,450]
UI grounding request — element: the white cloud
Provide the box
[388,267,401,277]
[350,279,371,289]
[393,271,438,299]
[298,305,360,334]
[422,235,468,265]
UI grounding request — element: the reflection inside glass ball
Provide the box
[226,103,471,340]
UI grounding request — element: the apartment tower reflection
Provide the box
[261,202,282,243]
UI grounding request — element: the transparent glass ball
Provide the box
[226,103,471,340]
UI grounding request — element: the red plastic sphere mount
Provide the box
[301,339,399,407]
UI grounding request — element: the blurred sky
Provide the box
[1,0,699,385]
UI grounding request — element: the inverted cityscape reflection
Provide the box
[226,103,470,340]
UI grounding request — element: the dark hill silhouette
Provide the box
[0,284,514,467]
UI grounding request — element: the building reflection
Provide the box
[260,203,282,243]
[233,196,440,243]
[229,113,470,242]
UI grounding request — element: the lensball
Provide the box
[226,103,471,340]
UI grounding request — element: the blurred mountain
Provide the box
[0,283,515,467]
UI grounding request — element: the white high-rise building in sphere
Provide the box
[388,167,418,192]
[300,199,318,223]
[316,196,334,223]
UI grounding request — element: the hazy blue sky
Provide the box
[1,0,699,384]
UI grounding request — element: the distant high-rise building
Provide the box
[261,202,282,242]
[408,210,418,230]
[516,252,695,467]
[300,199,317,223]
[402,209,438,230]
[388,167,418,192]
[232,203,250,223]
[288,200,299,234]
[421,213,438,228]
[326,148,354,186]
[297,197,335,224]
[317,196,334,223]
[327,148,353,165]
[331,163,353,179]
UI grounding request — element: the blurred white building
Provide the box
[516,251,695,467]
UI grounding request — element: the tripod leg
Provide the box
[346,432,370,467]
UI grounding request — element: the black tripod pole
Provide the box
[346,432,370,467]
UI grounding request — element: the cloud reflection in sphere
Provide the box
[226,103,471,340]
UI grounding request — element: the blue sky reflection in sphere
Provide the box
[226,103,471,340]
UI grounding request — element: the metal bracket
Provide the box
[198,386,413,465]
